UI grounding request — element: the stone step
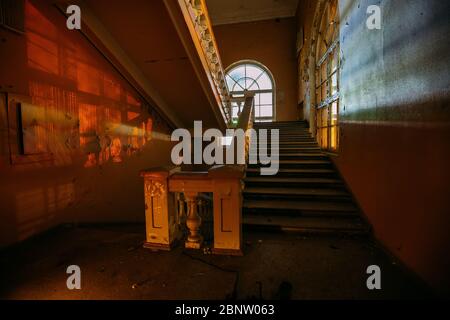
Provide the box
[256,131,311,135]
[244,187,350,197]
[252,144,319,148]
[253,141,318,145]
[246,168,335,175]
[252,136,314,139]
[253,152,323,157]
[248,160,332,170]
[254,121,308,126]
[276,136,315,139]
[244,177,344,188]
[243,214,368,235]
[243,199,359,215]
[253,148,320,152]
[249,153,326,157]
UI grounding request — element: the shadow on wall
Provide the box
[0,0,174,247]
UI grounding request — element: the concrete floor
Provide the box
[0,225,432,300]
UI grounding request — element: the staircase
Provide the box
[243,120,369,236]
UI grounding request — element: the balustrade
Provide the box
[140,94,254,255]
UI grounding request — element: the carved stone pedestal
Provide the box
[140,167,180,251]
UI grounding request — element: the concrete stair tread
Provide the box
[277,133,311,135]
[245,177,341,184]
[249,160,331,165]
[277,134,311,136]
[249,153,325,157]
[243,214,367,234]
[257,141,317,144]
[244,187,349,197]
[277,137,315,140]
[254,122,308,126]
[246,168,334,174]
[243,199,357,212]
[258,147,320,150]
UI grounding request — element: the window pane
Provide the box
[259,93,272,105]
[259,105,272,117]
[245,78,254,90]
[232,106,239,118]
[257,73,272,90]
[331,73,338,95]
[254,106,260,118]
[228,66,245,82]
[331,49,339,72]
[225,62,275,121]
[237,78,246,90]
[331,102,338,125]
[245,65,263,80]
[232,83,243,92]
[315,0,340,152]
[254,93,261,106]
[226,75,236,90]
[247,81,260,91]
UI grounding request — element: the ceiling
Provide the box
[206,0,299,25]
[83,0,220,128]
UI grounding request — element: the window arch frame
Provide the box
[225,60,276,123]
[314,0,340,152]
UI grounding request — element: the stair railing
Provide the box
[140,93,254,255]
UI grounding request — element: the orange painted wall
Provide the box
[0,0,174,247]
[214,18,300,121]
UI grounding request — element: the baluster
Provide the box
[176,192,186,225]
[184,192,203,249]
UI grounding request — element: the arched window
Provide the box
[315,0,340,151]
[225,61,275,123]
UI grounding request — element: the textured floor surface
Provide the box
[0,225,433,300]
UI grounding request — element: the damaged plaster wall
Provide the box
[0,0,174,248]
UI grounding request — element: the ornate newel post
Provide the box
[209,165,245,255]
[140,167,180,251]
[184,192,203,249]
